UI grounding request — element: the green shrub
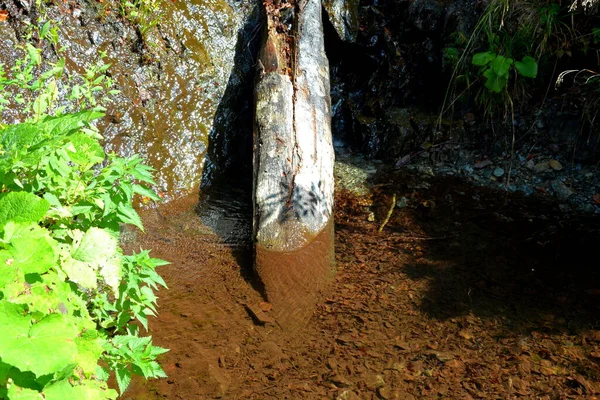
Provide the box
[0,19,168,400]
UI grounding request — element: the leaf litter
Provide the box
[121,168,600,399]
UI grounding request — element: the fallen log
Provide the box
[253,0,335,328]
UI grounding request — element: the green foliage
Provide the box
[0,21,118,121]
[441,0,599,120]
[120,0,163,35]
[472,51,538,93]
[0,25,168,399]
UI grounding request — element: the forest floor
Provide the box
[121,167,600,400]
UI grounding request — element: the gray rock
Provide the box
[493,167,505,178]
[551,179,574,200]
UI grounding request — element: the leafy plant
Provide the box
[0,20,118,121]
[472,51,538,93]
[120,0,163,35]
[0,111,169,399]
[0,19,168,400]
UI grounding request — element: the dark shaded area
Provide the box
[324,0,481,158]
[197,4,261,292]
[371,167,600,332]
[199,4,260,192]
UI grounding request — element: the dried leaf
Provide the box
[549,159,563,170]
[258,301,273,312]
[0,10,8,22]
[458,329,474,340]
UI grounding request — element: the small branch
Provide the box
[378,193,396,233]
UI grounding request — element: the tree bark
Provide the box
[253,0,335,329]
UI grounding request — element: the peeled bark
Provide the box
[253,0,335,328]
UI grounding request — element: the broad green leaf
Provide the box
[490,55,513,77]
[0,311,79,376]
[0,192,50,228]
[43,379,118,400]
[70,228,121,294]
[74,331,105,375]
[40,21,51,40]
[72,228,118,263]
[7,384,42,400]
[472,51,495,66]
[67,133,105,167]
[514,56,538,78]
[483,68,508,93]
[0,301,29,337]
[2,222,57,275]
[13,271,82,318]
[61,256,98,290]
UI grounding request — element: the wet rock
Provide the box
[396,196,409,209]
[323,0,359,42]
[474,159,492,169]
[526,159,535,170]
[3,0,259,199]
[409,0,443,33]
[551,179,574,200]
[329,374,353,388]
[377,386,396,400]
[364,373,385,390]
[493,167,505,178]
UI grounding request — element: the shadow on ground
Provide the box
[371,168,600,333]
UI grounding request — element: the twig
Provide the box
[391,234,456,241]
[378,193,396,233]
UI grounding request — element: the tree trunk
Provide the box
[253,0,335,329]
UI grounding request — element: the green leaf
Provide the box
[483,68,508,93]
[42,379,118,400]
[472,51,496,66]
[117,202,144,231]
[25,44,41,66]
[61,256,98,290]
[0,303,78,376]
[1,222,57,275]
[7,384,43,400]
[514,56,538,78]
[132,184,161,201]
[74,332,105,375]
[67,133,105,167]
[40,21,51,39]
[490,55,513,77]
[114,365,131,394]
[0,192,50,228]
[70,228,122,294]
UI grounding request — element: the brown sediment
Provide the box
[255,217,335,330]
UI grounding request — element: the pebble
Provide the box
[336,390,361,400]
[549,159,563,171]
[493,167,505,178]
[551,179,574,200]
[474,159,492,169]
[526,159,535,170]
[534,161,550,173]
